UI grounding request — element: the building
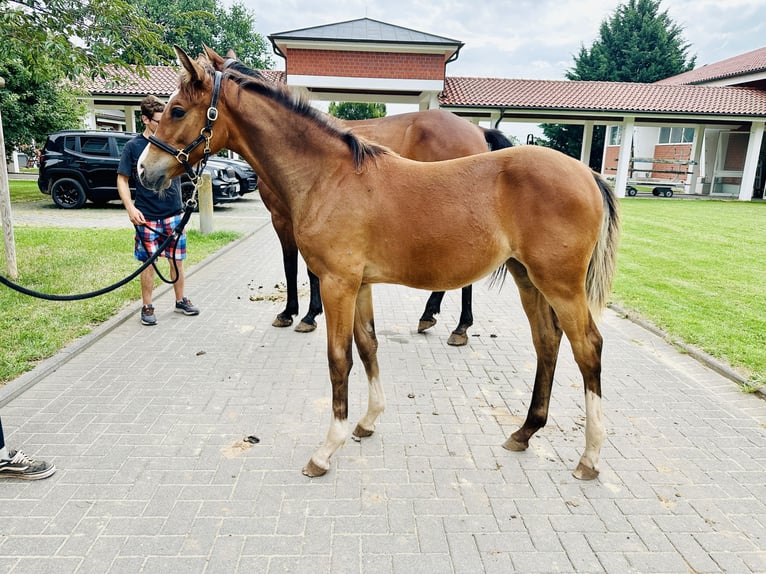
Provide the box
[83,19,766,200]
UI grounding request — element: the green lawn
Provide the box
[1,180,764,390]
[0,181,241,383]
[6,179,41,202]
[612,198,765,385]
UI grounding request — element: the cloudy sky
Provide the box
[240,0,766,79]
[234,0,766,138]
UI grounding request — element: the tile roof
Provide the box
[87,67,285,97]
[269,18,461,46]
[440,77,766,117]
[86,66,766,119]
[657,47,766,85]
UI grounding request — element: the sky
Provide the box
[232,0,766,140]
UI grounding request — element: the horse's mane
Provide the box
[183,56,389,172]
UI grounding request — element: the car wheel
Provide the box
[626,186,638,197]
[51,178,87,209]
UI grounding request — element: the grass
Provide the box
[0,180,241,383]
[612,198,766,385]
[6,179,41,202]
[2,180,765,390]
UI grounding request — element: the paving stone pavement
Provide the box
[1,196,765,573]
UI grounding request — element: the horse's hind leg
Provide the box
[418,291,445,332]
[447,285,474,346]
[272,217,299,328]
[296,268,323,333]
[503,261,562,452]
[552,300,604,481]
[351,284,385,440]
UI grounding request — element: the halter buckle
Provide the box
[175,149,189,164]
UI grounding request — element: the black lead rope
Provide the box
[0,207,194,302]
[0,70,221,302]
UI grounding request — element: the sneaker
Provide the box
[141,304,157,326]
[175,297,200,316]
[0,450,56,480]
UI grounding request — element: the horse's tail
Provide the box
[586,173,621,318]
[482,127,514,151]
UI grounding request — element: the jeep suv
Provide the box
[38,130,241,209]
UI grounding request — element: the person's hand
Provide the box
[127,206,146,226]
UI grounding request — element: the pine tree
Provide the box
[542,0,695,169]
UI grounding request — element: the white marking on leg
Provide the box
[310,416,348,472]
[356,375,385,433]
[578,389,605,471]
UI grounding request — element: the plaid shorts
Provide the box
[134,214,187,261]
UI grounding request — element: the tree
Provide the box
[126,0,273,68]
[541,0,695,169]
[328,102,387,120]
[1,0,166,80]
[0,57,85,156]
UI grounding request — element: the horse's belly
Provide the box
[365,242,509,290]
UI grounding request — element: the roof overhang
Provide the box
[270,38,461,65]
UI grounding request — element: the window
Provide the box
[608,126,622,146]
[115,138,129,157]
[658,127,695,144]
[80,136,111,156]
[64,136,77,151]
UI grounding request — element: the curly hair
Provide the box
[139,95,165,120]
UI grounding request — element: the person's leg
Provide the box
[135,223,159,325]
[170,259,184,301]
[0,415,56,479]
[141,265,156,307]
[0,415,8,461]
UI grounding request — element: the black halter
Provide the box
[148,70,223,188]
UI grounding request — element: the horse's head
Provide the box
[138,46,227,192]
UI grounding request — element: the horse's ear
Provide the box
[225,49,238,60]
[202,44,225,69]
[175,45,205,83]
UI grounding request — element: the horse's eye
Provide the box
[170,107,185,119]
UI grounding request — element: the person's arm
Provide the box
[117,173,145,226]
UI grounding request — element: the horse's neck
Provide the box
[226,87,348,206]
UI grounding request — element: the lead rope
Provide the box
[0,207,194,301]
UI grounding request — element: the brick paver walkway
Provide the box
[0,197,764,573]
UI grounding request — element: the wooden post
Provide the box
[0,76,18,280]
[198,172,214,234]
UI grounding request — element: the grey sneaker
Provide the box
[0,450,56,480]
[175,297,200,315]
[141,304,157,326]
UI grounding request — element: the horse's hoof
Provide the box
[294,320,317,333]
[447,331,468,346]
[302,459,328,477]
[417,318,437,333]
[502,436,529,452]
[272,315,293,328]
[352,424,374,440]
[572,462,599,481]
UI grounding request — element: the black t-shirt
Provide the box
[117,134,183,220]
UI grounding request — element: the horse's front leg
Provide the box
[303,278,358,478]
[350,284,385,440]
[295,268,323,333]
[447,285,474,346]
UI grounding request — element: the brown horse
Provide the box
[140,47,620,480]
[213,55,513,345]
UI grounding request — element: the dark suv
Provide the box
[38,130,241,209]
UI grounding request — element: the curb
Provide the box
[608,303,765,400]
[0,224,265,408]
